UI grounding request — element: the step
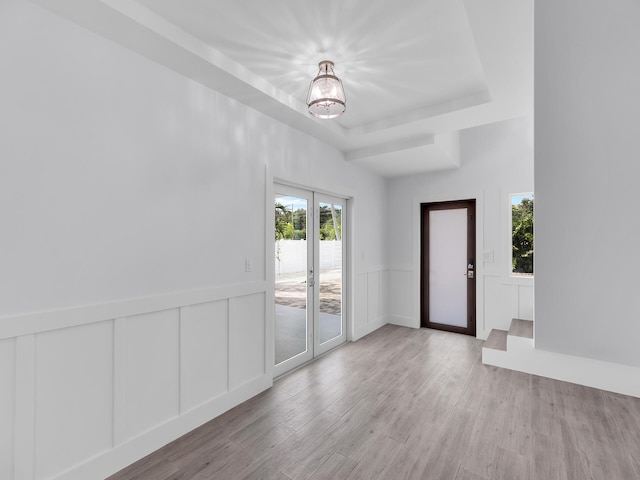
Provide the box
[484,329,508,351]
[508,319,533,339]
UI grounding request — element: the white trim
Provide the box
[272,177,354,204]
[225,299,231,393]
[265,165,275,382]
[177,309,183,416]
[112,318,127,447]
[357,264,388,275]
[314,191,348,356]
[0,282,267,340]
[352,318,387,342]
[272,183,315,377]
[507,191,534,278]
[345,196,354,343]
[14,335,35,480]
[412,190,485,336]
[484,273,534,287]
[53,374,271,480]
[6,283,273,479]
[502,276,534,287]
[483,342,640,399]
[387,315,416,329]
[387,265,414,273]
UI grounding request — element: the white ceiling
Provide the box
[31,0,533,177]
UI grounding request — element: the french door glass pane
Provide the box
[275,195,308,365]
[429,208,467,327]
[318,202,342,344]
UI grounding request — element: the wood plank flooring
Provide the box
[108,325,640,480]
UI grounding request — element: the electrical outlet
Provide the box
[245,257,253,272]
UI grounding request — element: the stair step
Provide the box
[484,329,508,351]
[509,319,533,339]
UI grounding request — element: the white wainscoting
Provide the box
[386,269,532,340]
[387,267,414,328]
[0,338,16,480]
[0,282,270,480]
[353,266,389,340]
[484,275,534,335]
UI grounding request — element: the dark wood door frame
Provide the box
[420,200,476,336]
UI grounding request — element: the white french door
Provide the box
[274,185,346,377]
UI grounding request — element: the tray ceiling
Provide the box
[31,0,533,177]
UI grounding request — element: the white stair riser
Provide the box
[506,335,534,352]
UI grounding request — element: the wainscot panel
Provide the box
[180,300,229,412]
[0,281,270,480]
[34,322,114,479]
[0,338,16,480]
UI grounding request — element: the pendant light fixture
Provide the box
[306,60,346,119]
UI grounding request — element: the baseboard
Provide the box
[387,315,418,329]
[353,316,388,341]
[483,344,640,398]
[54,374,272,480]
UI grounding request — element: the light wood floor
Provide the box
[108,325,640,480]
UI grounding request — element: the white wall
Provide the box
[0,0,387,478]
[386,116,534,338]
[535,0,640,367]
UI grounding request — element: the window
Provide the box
[511,193,534,275]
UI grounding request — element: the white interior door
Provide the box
[274,185,347,377]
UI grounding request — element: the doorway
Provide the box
[274,184,347,377]
[421,200,476,336]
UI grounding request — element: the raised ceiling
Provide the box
[31,0,533,177]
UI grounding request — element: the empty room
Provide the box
[1,0,640,479]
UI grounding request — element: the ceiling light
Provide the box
[306,60,346,119]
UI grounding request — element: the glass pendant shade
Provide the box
[307,60,346,119]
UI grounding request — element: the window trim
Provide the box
[509,192,534,278]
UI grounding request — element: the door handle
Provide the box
[308,268,315,287]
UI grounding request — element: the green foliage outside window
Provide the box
[318,205,342,240]
[275,203,306,241]
[275,202,341,241]
[512,196,534,274]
